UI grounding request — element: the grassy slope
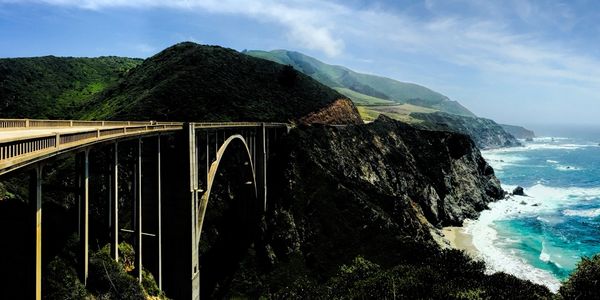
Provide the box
[0,56,142,119]
[244,49,475,117]
[84,43,350,122]
[358,104,437,123]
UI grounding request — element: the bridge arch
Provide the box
[196,134,258,242]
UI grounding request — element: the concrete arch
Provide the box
[196,134,257,242]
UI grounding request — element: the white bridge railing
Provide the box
[0,119,184,164]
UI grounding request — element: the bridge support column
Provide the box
[157,135,162,290]
[78,149,90,286]
[135,138,143,283]
[189,125,200,300]
[112,143,119,261]
[30,165,43,300]
[258,123,267,211]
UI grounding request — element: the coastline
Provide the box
[441,225,480,259]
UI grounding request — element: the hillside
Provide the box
[0,56,142,119]
[202,116,551,298]
[244,49,475,116]
[84,43,360,124]
[411,112,522,149]
[501,124,536,139]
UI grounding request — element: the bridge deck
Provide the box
[0,121,183,175]
[0,119,290,176]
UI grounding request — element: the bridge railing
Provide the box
[193,122,290,128]
[0,124,183,162]
[0,119,184,129]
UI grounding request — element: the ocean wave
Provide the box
[483,143,593,155]
[539,244,565,270]
[563,208,600,218]
[465,216,562,292]
[464,183,600,291]
[534,137,569,142]
[546,160,559,164]
[556,165,582,171]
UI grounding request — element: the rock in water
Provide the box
[512,186,526,196]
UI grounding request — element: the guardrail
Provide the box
[0,119,183,129]
[193,122,290,129]
[0,124,183,162]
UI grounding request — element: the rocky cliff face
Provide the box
[299,98,362,125]
[411,112,522,149]
[228,116,505,292]
[501,124,535,139]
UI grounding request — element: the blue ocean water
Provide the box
[473,136,600,291]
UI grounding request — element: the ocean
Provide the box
[467,134,600,292]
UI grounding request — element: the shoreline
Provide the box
[441,225,480,259]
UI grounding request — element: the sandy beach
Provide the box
[441,226,480,259]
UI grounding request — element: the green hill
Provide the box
[244,50,475,116]
[0,56,142,119]
[85,42,357,123]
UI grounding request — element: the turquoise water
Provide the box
[476,137,600,290]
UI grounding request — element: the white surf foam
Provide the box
[546,160,559,164]
[563,208,600,218]
[465,184,600,292]
[556,165,582,171]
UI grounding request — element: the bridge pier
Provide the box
[157,135,162,290]
[29,165,43,300]
[135,138,143,283]
[258,123,268,211]
[112,142,119,261]
[78,149,90,286]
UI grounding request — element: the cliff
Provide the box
[411,112,522,149]
[501,124,536,139]
[299,98,362,125]
[194,116,543,299]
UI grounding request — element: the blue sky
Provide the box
[1,0,599,128]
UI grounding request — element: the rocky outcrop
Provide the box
[411,112,521,149]
[500,124,535,139]
[247,115,504,284]
[299,98,362,125]
[512,186,526,196]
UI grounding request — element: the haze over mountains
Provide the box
[245,49,475,117]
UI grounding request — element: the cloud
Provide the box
[5,0,599,88]
[11,0,345,56]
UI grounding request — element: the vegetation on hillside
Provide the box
[84,42,355,123]
[559,254,600,300]
[244,49,475,117]
[0,56,142,119]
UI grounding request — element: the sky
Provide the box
[0,0,599,128]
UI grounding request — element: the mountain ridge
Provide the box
[244,49,476,117]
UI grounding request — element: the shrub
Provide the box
[560,254,600,300]
[86,244,145,299]
[44,256,87,299]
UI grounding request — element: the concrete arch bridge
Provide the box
[0,119,289,299]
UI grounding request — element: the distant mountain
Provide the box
[500,124,535,139]
[85,42,360,124]
[244,50,475,117]
[0,56,142,119]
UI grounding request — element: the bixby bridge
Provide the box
[0,119,289,299]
